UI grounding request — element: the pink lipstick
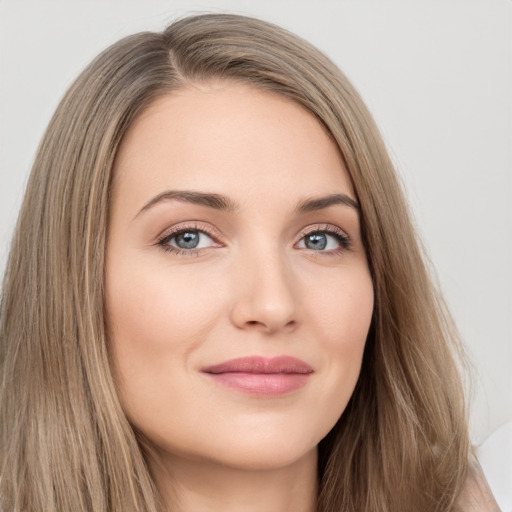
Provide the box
[201,356,313,397]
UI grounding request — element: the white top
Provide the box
[477,421,512,512]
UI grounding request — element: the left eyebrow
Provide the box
[295,193,359,214]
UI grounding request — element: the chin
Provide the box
[141,417,324,473]
[199,419,331,471]
[203,439,319,472]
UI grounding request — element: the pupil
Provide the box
[176,232,199,249]
[306,233,327,250]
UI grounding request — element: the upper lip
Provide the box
[201,356,313,375]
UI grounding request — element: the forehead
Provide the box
[112,81,354,211]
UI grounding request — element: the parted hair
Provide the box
[0,13,470,512]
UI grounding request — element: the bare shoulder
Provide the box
[457,452,501,512]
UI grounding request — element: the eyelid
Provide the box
[295,224,352,251]
[155,222,223,252]
[156,220,219,240]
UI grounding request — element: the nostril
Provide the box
[284,320,297,331]
[243,318,297,334]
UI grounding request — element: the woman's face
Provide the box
[106,82,374,471]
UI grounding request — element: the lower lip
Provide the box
[204,372,310,396]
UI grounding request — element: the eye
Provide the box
[296,227,350,252]
[170,230,210,250]
[157,226,220,254]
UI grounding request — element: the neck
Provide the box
[149,448,318,512]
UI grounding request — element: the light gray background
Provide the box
[1,0,510,445]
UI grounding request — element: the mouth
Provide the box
[201,356,313,397]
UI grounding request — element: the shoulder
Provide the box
[457,452,501,512]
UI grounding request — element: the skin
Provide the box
[106,81,374,512]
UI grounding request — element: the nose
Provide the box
[230,249,299,335]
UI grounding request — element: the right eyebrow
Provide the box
[134,190,240,219]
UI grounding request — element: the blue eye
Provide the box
[173,231,202,249]
[158,228,217,253]
[296,228,350,252]
[304,233,329,250]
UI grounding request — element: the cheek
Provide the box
[105,262,223,406]
[107,259,220,345]
[306,267,373,422]
[307,263,374,347]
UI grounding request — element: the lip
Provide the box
[201,356,313,397]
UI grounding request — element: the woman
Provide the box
[0,13,499,512]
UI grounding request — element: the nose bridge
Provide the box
[230,236,298,333]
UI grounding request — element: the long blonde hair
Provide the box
[0,13,470,512]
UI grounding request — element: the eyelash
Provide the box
[155,223,351,257]
[156,222,219,257]
[297,224,351,256]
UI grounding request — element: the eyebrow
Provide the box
[135,190,359,218]
[295,193,359,214]
[136,190,239,218]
